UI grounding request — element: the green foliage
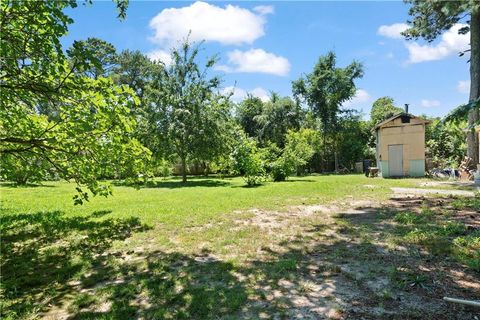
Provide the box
[231,131,265,186]
[68,37,118,79]
[336,112,371,168]
[151,158,172,179]
[270,129,318,181]
[402,0,479,41]
[255,95,303,147]
[370,97,403,126]
[236,95,264,138]
[292,52,364,171]
[144,41,230,183]
[425,118,466,167]
[0,154,54,185]
[292,51,363,135]
[0,0,149,204]
[112,50,158,100]
[443,99,480,127]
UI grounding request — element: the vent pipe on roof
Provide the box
[404,104,409,114]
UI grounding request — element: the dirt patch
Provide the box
[230,194,479,319]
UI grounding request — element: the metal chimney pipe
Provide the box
[404,103,409,114]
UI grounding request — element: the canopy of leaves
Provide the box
[0,0,150,204]
[370,97,404,126]
[144,41,231,182]
[236,95,264,138]
[402,0,479,41]
[443,98,480,128]
[426,118,467,167]
[292,51,363,134]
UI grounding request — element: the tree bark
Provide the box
[181,156,187,183]
[467,8,480,164]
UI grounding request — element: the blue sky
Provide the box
[62,1,471,118]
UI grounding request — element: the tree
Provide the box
[426,118,467,167]
[292,51,363,171]
[113,50,157,100]
[255,95,303,148]
[402,0,480,163]
[68,37,118,79]
[0,0,151,204]
[370,97,403,126]
[145,41,229,182]
[336,112,371,169]
[236,95,264,138]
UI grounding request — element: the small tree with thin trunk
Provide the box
[145,41,224,182]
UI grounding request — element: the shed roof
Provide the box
[374,113,430,130]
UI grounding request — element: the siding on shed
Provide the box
[376,115,427,177]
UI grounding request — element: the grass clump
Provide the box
[393,203,478,269]
[452,231,480,272]
[451,196,480,211]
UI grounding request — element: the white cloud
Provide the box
[146,49,172,66]
[457,80,470,94]
[222,86,270,103]
[377,23,409,39]
[149,1,268,46]
[343,89,371,108]
[222,86,247,103]
[405,24,469,64]
[250,87,270,102]
[421,99,441,108]
[253,5,274,15]
[216,49,290,76]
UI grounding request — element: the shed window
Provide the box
[401,115,410,123]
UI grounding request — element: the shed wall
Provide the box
[377,119,426,177]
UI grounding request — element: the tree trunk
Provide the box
[181,156,187,183]
[467,8,480,164]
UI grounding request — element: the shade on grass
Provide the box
[1,175,424,226]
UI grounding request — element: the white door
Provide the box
[388,145,403,177]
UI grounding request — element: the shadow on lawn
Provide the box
[0,182,57,188]
[0,210,150,319]
[2,197,479,319]
[69,200,478,320]
[115,178,232,189]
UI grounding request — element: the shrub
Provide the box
[231,132,265,186]
[268,129,317,182]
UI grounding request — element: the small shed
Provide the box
[375,112,430,177]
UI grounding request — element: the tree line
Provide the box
[1,0,477,203]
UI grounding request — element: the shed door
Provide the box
[388,144,404,177]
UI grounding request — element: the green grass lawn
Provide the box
[1,175,478,319]
[1,175,422,224]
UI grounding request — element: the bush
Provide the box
[231,132,265,186]
[270,157,290,182]
[268,129,317,182]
